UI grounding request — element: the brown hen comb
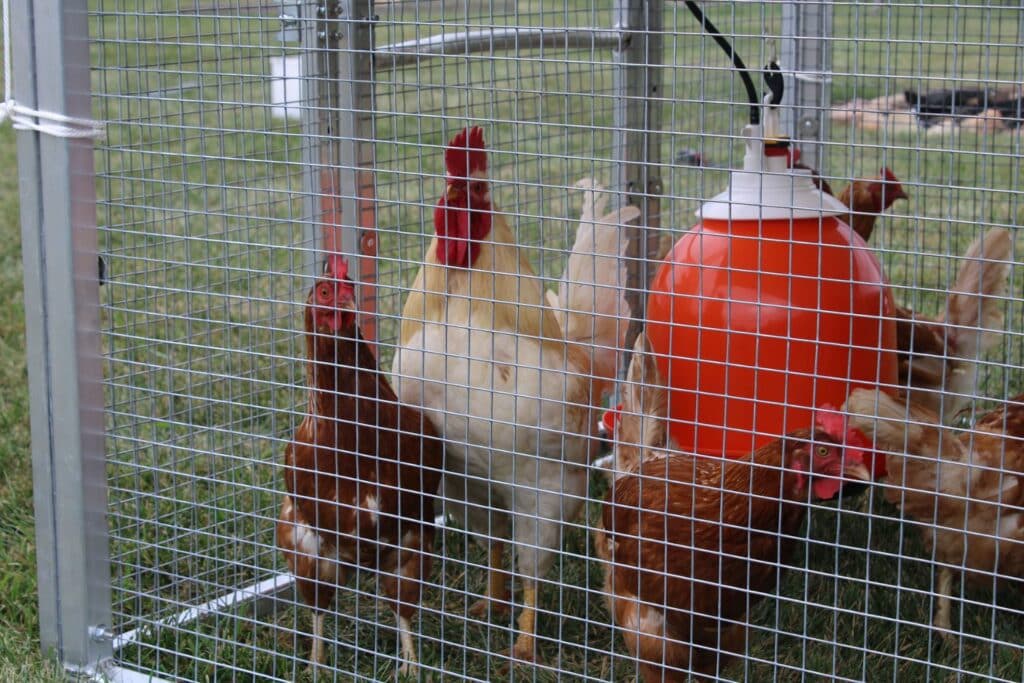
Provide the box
[445,126,488,180]
[815,403,876,474]
[878,167,908,201]
[325,254,349,280]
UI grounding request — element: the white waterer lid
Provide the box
[697,116,848,221]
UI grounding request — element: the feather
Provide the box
[843,388,926,453]
[941,227,1012,359]
[551,179,642,382]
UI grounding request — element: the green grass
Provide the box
[3,0,1024,681]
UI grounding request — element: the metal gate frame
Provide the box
[13,0,113,675]
[15,0,829,678]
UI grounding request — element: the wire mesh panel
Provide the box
[47,0,1024,681]
[90,0,318,678]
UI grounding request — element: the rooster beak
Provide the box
[844,460,873,482]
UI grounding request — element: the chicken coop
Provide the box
[13,0,1024,679]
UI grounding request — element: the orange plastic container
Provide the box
[645,129,897,475]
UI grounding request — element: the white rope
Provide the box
[0,0,105,139]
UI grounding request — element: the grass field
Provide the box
[5,0,1024,681]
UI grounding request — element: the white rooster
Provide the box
[391,126,641,664]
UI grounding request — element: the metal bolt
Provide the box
[317,30,327,41]
[316,5,325,17]
[278,12,299,27]
[89,625,114,642]
[799,115,820,138]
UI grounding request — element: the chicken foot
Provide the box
[510,581,538,663]
[396,615,419,677]
[934,566,956,644]
[468,543,510,618]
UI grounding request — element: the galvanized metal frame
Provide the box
[613,0,663,359]
[13,0,112,673]
[319,0,381,342]
[781,2,832,174]
[299,1,324,279]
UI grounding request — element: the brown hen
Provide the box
[829,166,1011,420]
[836,167,908,243]
[844,388,1024,642]
[594,334,872,682]
[889,228,1011,419]
[277,255,444,674]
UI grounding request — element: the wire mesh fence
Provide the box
[15,0,1024,681]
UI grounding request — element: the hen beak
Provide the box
[339,295,358,313]
[844,460,873,483]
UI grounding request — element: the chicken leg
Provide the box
[396,615,418,677]
[511,580,538,663]
[468,543,510,618]
[934,566,956,644]
[308,611,325,671]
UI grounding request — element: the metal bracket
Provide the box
[276,0,302,43]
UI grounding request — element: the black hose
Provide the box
[683,1,761,125]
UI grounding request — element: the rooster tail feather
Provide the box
[943,227,1013,360]
[616,333,668,474]
[555,179,642,383]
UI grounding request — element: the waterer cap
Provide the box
[697,107,848,221]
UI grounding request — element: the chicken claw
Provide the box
[494,582,539,675]
[511,582,538,662]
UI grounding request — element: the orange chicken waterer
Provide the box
[646,118,897,477]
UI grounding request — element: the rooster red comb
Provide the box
[325,254,350,280]
[445,126,488,180]
[881,167,899,184]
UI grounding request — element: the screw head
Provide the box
[799,116,820,137]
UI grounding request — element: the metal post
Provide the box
[319,0,379,342]
[288,0,322,279]
[12,0,113,672]
[781,2,833,174]
[613,0,663,358]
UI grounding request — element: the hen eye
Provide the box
[317,284,331,300]
[816,446,830,457]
